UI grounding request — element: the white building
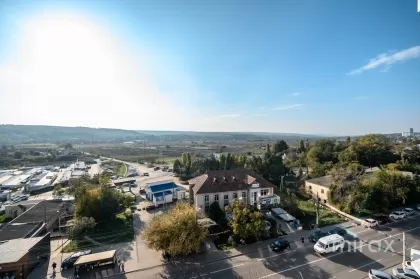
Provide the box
[144,180,185,205]
[189,169,280,213]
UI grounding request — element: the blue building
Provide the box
[145,180,182,205]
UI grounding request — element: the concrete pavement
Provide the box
[120,214,420,279]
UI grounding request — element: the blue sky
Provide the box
[0,0,419,135]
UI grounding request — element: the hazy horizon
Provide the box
[0,0,419,135]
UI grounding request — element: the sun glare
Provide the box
[21,14,116,85]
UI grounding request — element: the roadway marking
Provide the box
[257,224,420,279]
[348,259,382,272]
[257,250,295,261]
[209,264,244,274]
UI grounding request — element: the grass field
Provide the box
[296,200,345,229]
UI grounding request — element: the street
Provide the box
[120,215,420,279]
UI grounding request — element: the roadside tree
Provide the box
[142,203,208,256]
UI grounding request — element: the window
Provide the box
[233,193,237,199]
[224,195,229,206]
[242,192,246,198]
[204,195,210,213]
[214,194,219,201]
[260,189,268,196]
[309,185,312,190]
[321,189,324,194]
[324,199,327,204]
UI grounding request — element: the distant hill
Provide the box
[0,124,325,144]
[0,125,144,143]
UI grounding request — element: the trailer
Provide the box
[73,249,117,276]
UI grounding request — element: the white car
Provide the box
[369,269,393,279]
[393,268,420,279]
[403,208,415,216]
[389,211,406,220]
[364,218,379,228]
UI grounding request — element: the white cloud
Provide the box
[348,45,420,75]
[274,104,304,110]
[215,114,241,118]
[292,92,301,96]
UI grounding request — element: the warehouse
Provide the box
[0,234,50,279]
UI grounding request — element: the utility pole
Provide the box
[316,192,320,227]
[403,232,406,265]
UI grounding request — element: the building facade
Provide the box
[145,180,185,205]
[304,176,332,204]
[189,169,280,213]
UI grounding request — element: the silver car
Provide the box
[393,268,420,279]
[369,269,393,279]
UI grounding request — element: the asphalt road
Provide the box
[121,214,420,279]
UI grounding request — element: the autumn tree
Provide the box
[225,200,265,240]
[142,202,208,256]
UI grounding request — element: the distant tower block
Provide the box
[410,128,414,136]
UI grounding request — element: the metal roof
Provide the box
[74,250,116,266]
[0,237,45,264]
[146,181,177,193]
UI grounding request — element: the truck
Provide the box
[73,249,117,276]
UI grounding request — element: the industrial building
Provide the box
[0,199,73,241]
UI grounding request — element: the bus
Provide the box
[73,249,117,276]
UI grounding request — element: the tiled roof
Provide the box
[305,176,333,188]
[189,169,275,194]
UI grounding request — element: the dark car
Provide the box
[145,205,156,211]
[61,250,92,269]
[143,172,149,176]
[372,214,392,225]
[327,227,347,236]
[270,239,290,252]
[308,230,328,242]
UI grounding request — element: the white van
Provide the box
[314,234,344,254]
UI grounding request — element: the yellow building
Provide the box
[304,176,332,204]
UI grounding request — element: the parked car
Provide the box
[61,250,92,270]
[153,167,160,171]
[270,239,290,252]
[309,230,328,243]
[372,214,392,225]
[402,208,415,216]
[167,168,173,172]
[368,269,394,279]
[145,205,157,211]
[139,189,146,194]
[389,211,406,220]
[392,268,420,279]
[327,227,347,236]
[143,172,149,176]
[363,218,379,228]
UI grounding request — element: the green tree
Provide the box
[355,134,397,167]
[68,217,96,240]
[306,139,337,167]
[208,201,227,226]
[272,140,289,154]
[173,159,182,176]
[13,151,23,159]
[142,203,208,256]
[64,143,73,149]
[298,140,306,153]
[225,200,265,240]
